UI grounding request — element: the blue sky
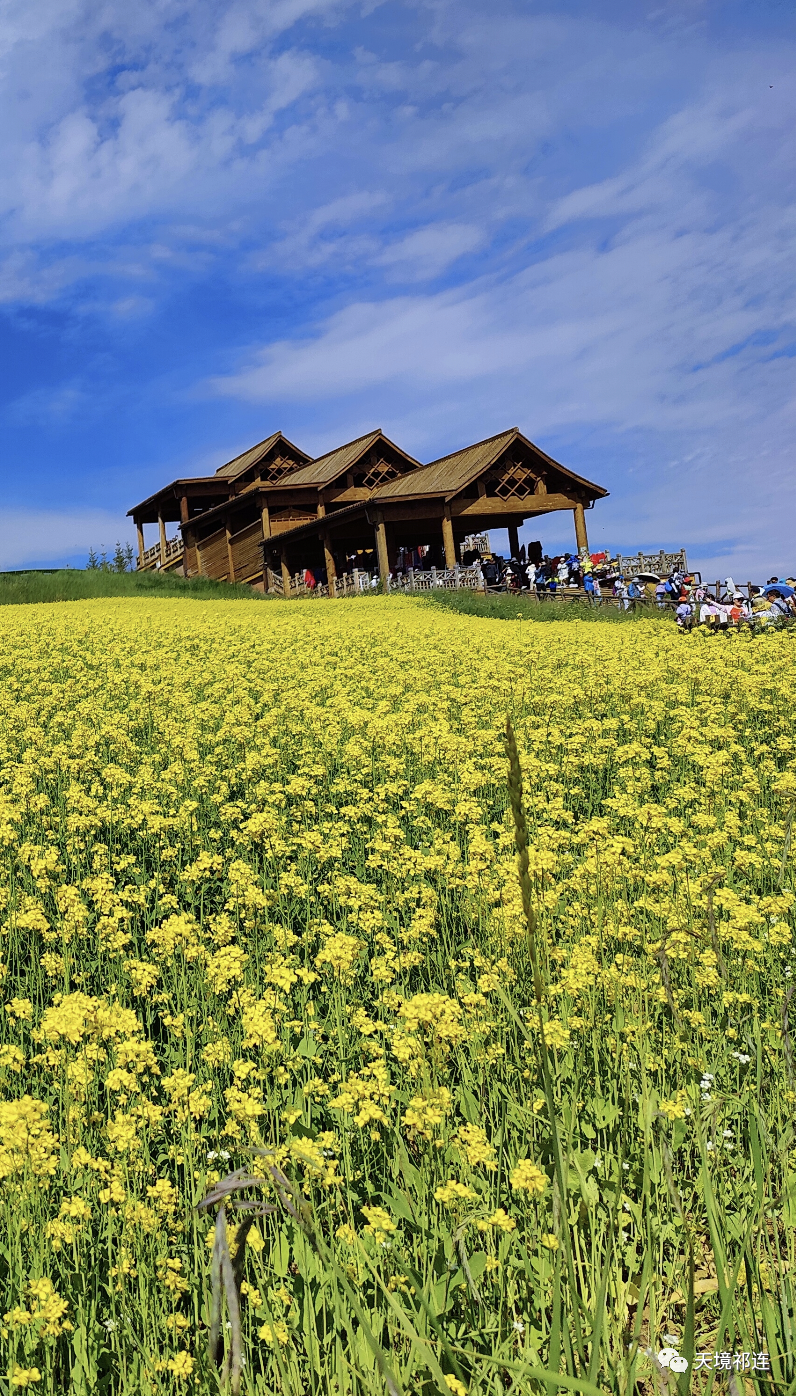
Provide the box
[1,0,794,578]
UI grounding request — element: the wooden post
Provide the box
[374,513,390,589]
[181,527,192,577]
[195,536,204,576]
[322,533,337,598]
[281,550,291,596]
[508,521,520,559]
[136,519,145,569]
[442,506,456,568]
[158,512,167,568]
[574,503,589,554]
[225,517,235,582]
[260,506,272,592]
[179,497,189,575]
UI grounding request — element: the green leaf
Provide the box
[271,1230,291,1277]
[458,1084,480,1122]
[592,1098,620,1129]
[386,1187,419,1227]
[783,1171,796,1227]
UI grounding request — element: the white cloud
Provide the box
[0,509,135,569]
[0,0,794,582]
[206,44,796,580]
[0,0,337,244]
[210,208,796,438]
[375,222,486,280]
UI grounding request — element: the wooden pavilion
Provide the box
[127,431,309,575]
[128,426,608,591]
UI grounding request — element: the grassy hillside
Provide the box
[0,571,675,625]
[421,588,670,622]
[0,569,270,606]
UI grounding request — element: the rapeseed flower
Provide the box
[510,1160,547,1194]
[361,1205,397,1244]
[0,597,792,1393]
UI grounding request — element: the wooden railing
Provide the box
[392,566,484,591]
[139,536,184,569]
[609,549,688,576]
[265,565,485,597]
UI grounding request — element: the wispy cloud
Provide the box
[0,0,794,579]
[0,509,135,570]
[375,223,487,281]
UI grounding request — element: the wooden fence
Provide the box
[265,565,485,597]
[141,537,184,569]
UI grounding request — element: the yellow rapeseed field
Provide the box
[0,597,794,1396]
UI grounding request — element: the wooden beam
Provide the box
[374,512,390,588]
[225,518,235,582]
[260,504,271,591]
[574,502,589,554]
[363,501,445,525]
[280,549,291,596]
[136,519,145,569]
[508,522,520,558]
[324,486,376,505]
[442,505,456,567]
[322,532,337,598]
[179,498,190,575]
[158,512,167,567]
[450,493,581,518]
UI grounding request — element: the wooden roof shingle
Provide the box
[373,428,608,502]
[375,429,517,500]
[214,431,310,479]
[280,429,421,488]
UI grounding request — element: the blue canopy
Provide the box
[763,583,794,598]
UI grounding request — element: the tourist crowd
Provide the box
[481,550,796,630]
[669,575,796,632]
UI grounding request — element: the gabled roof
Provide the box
[279,429,421,489]
[373,427,609,502]
[127,476,225,517]
[375,428,516,500]
[214,430,310,479]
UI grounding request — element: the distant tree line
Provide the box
[86,543,135,572]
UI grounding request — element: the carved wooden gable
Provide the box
[354,449,414,491]
[260,452,301,484]
[483,453,546,500]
